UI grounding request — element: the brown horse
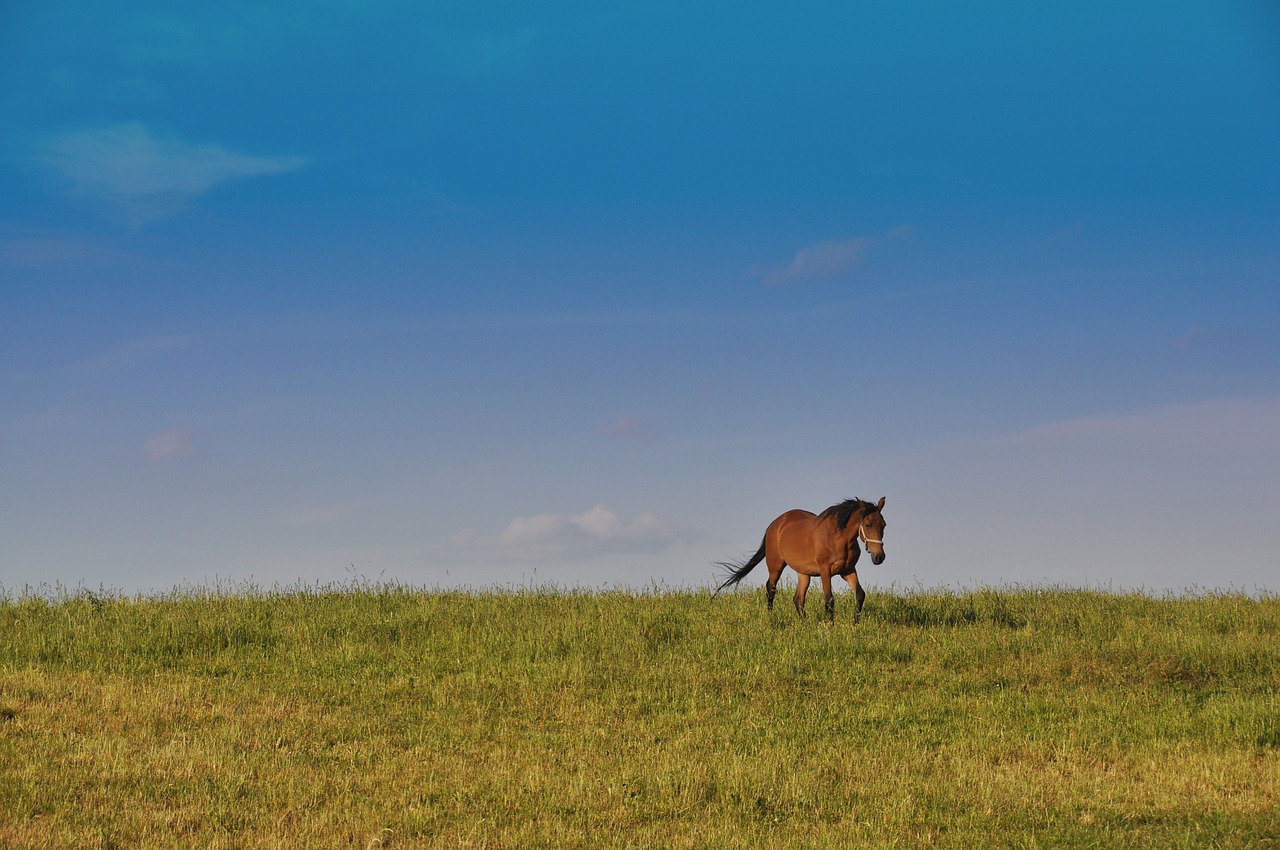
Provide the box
[714,497,887,622]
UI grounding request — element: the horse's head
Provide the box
[859,496,887,565]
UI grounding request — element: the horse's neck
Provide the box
[835,508,866,538]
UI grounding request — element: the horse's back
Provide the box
[772,508,816,524]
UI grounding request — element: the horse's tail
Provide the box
[713,537,767,597]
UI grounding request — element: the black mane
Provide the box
[818,498,873,531]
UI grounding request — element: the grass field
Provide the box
[1,583,1278,848]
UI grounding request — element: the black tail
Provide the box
[713,538,767,597]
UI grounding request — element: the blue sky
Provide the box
[3,1,1278,595]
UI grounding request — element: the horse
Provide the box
[714,497,886,622]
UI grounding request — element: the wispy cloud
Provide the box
[76,335,191,374]
[597,413,660,445]
[35,122,308,220]
[0,229,136,271]
[752,226,910,286]
[1006,397,1280,455]
[117,8,542,80]
[1175,326,1214,352]
[1032,222,1084,249]
[143,428,197,461]
[452,504,687,561]
[426,26,541,80]
[1172,325,1252,354]
[277,504,349,527]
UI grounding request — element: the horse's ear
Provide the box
[876,496,886,511]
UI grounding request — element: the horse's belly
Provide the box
[788,562,824,576]
[772,512,857,575]
[775,518,828,574]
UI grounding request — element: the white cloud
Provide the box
[143,428,197,461]
[454,504,686,561]
[499,512,568,547]
[753,225,909,286]
[36,122,307,216]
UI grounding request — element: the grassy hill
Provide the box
[1,585,1277,848]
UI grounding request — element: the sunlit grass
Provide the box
[2,584,1277,848]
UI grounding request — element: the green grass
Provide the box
[1,584,1278,848]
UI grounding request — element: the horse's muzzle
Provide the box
[872,552,885,566]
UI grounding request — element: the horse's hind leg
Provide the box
[793,573,810,618]
[765,553,786,612]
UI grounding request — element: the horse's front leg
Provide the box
[793,573,810,618]
[843,572,866,623]
[821,570,835,622]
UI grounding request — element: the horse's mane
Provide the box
[818,498,874,531]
